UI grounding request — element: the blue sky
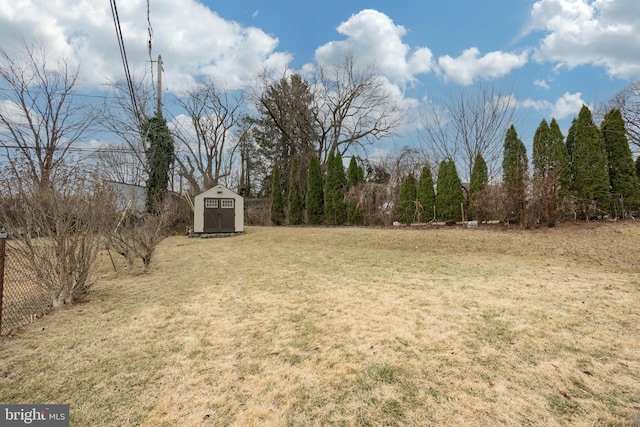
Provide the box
[1,0,639,159]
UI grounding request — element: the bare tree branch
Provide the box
[100,76,156,184]
[172,79,245,193]
[418,83,518,183]
[314,54,403,163]
[606,79,640,150]
[0,40,97,188]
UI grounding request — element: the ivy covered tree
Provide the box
[270,165,285,225]
[144,113,175,214]
[417,164,436,223]
[468,153,488,221]
[569,105,610,217]
[306,156,324,225]
[324,151,346,225]
[602,108,640,214]
[436,159,464,222]
[502,124,528,225]
[288,157,304,225]
[397,173,417,224]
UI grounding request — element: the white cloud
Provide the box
[519,91,587,119]
[0,0,290,92]
[551,92,587,118]
[0,100,28,128]
[528,0,640,78]
[534,79,550,89]
[314,9,434,85]
[437,48,529,86]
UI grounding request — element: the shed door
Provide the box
[203,198,235,232]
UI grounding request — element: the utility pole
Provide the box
[157,54,163,116]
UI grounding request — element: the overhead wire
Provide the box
[147,0,155,102]
[109,0,141,125]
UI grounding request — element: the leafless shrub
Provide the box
[346,182,394,226]
[473,184,507,224]
[244,199,270,226]
[108,199,181,271]
[0,170,119,307]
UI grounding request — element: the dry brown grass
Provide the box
[1,221,639,426]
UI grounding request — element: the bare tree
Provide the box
[607,79,640,150]
[172,79,246,194]
[100,76,156,185]
[0,41,97,189]
[418,83,518,184]
[314,54,403,164]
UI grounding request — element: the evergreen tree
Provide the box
[532,118,567,222]
[397,173,417,224]
[346,201,364,225]
[468,154,488,221]
[357,162,365,184]
[144,113,175,214]
[636,156,640,184]
[417,164,436,223]
[561,117,578,198]
[324,151,346,225]
[252,74,318,194]
[570,105,610,216]
[287,157,304,225]
[347,157,360,188]
[547,118,571,208]
[436,159,464,222]
[305,156,324,225]
[346,156,364,225]
[532,119,551,174]
[532,118,550,223]
[602,108,640,213]
[270,165,285,225]
[502,124,528,225]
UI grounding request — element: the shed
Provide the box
[193,184,244,234]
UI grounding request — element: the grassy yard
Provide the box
[1,223,639,426]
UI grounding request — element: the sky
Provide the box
[1,0,639,159]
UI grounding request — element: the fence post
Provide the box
[0,228,6,335]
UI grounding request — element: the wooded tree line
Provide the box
[264,104,639,228]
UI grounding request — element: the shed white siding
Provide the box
[193,185,244,233]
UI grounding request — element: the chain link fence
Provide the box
[0,234,51,336]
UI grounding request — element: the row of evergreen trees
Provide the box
[268,105,639,226]
[513,105,639,224]
[270,152,367,226]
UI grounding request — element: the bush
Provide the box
[0,171,119,307]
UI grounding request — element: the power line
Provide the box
[0,142,138,154]
[147,0,155,101]
[109,0,141,125]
